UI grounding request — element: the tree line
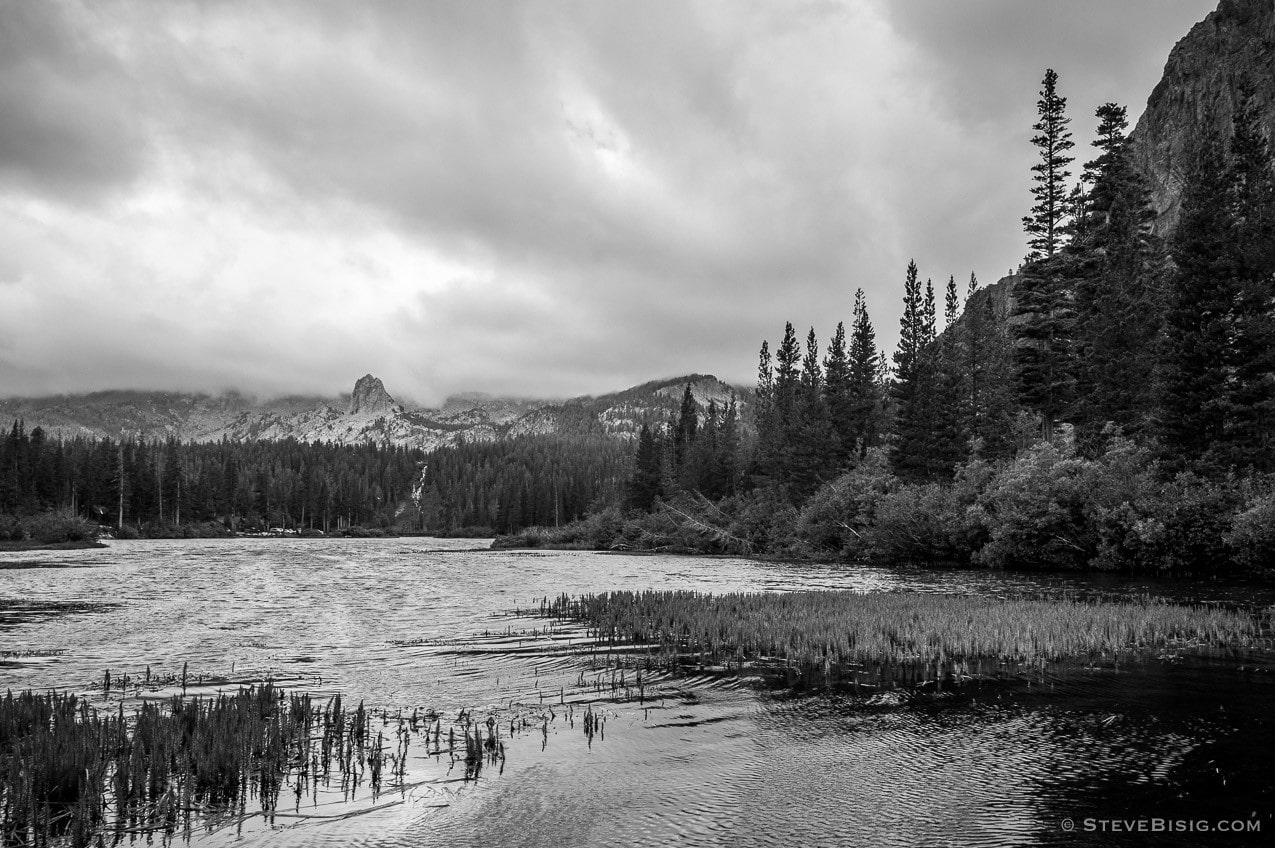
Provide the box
[413,434,632,534]
[0,424,425,535]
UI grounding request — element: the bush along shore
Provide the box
[0,510,104,550]
[494,440,1275,579]
[535,589,1266,692]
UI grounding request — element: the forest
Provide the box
[502,70,1275,577]
[0,431,428,539]
[0,424,634,541]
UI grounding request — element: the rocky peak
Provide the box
[349,374,399,416]
[1128,0,1275,235]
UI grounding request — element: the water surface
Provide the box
[2,538,1271,846]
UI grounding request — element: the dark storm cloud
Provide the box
[0,0,148,198]
[880,1,1215,128]
[0,0,1225,402]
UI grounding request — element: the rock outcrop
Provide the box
[1128,0,1275,235]
[349,374,400,416]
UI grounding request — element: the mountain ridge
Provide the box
[0,374,750,450]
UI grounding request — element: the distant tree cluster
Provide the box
[626,386,742,510]
[0,423,424,533]
[414,434,632,534]
[1013,69,1275,473]
[749,290,884,500]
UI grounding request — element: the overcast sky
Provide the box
[0,0,1217,405]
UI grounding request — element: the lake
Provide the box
[2,538,1271,846]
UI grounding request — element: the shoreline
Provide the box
[0,539,106,553]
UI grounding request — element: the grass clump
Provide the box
[539,589,1262,689]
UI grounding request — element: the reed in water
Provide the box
[0,682,507,847]
[536,590,1263,689]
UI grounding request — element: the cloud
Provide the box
[0,1,150,200]
[0,0,1220,403]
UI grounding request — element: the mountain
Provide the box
[1128,0,1275,235]
[0,374,749,449]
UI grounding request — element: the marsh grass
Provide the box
[537,590,1264,691]
[0,684,514,847]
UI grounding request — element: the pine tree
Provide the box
[847,289,882,458]
[1221,86,1275,470]
[922,278,937,344]
[715,395,741,498]
[944,275,960,330]
[1023,69,1075,260]
[822,320,855,468]
[1012,254,1077,442]
[1071,102,1165,448]
[893,260,925,388]
[961,268,1021,460]
[625,424,663,511]
[789,328,833,497]
[928,291,970,478]
[1014,70,1079,441]
[671,383,699,473]
[1159,117,1236,463]
[892,260,933,478]
[773,322,801,430]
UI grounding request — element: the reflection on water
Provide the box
[1,538,1271,846]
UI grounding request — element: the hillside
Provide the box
[0,374,749,449]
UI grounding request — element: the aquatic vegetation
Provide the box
[0,684,510,847]
[537,590,1264,689]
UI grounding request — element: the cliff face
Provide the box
[348,374,400,416]
[1128,0,1275,235]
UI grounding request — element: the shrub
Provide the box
[23,511,100,544]
[0,514,22,542]
[792,449,895,560]
[868,482,966,564]
[971,439,1160,570]
[1224,484,1275,575]
[865,458,995,565]
[725,487,803,556]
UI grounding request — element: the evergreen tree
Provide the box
[761,322,802,483]
[714,395,742,498]
[1023,68,1075,260]
[893,260,925,388]
[944,275,960,329]
[753,339,775,460]
[789,328,833,498]
[922,278,937,344]
[671,383,700,470]
[892,260,933,478]
[1224,85,1275,470]
[847,289,882,458]
[625,424,663,511]
[923,274,976,477]
[1071,102,1165,448]
[822,320,855,468]
[1012,254,1077,442]
[1159,117,1235,463]
[773,323,801,431]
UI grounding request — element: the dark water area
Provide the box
[1,538,1271,846]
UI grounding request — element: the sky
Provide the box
[0,0,1218,406]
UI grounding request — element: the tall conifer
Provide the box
[1023,69,1075,259]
